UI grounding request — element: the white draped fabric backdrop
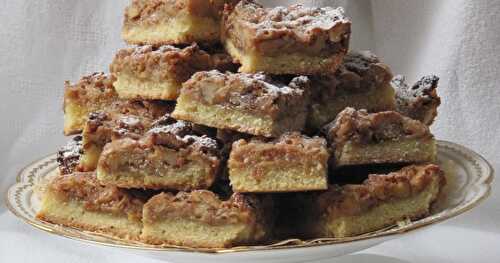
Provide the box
[1,1,499,262]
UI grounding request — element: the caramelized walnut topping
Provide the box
[317,164,445,217]
[145,114,220,154]
[310,51,393,101]
[82,101,174,157]
[143,190,266,226]
[230,132,329,165]
[124,0,238,24]
[223,0,351,54]
[393,75,441,125]
[64,72,116,99]
[182,70,309,117]
[110,43,214,83]
[50,172,145,220]
[57,136,83,175]
[323,108,432,147]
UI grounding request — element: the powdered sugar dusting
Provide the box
[59,136,83,159]
[241,1,349,39]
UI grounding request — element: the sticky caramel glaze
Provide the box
[222,0,351,56]
[323,108,432,148]
[143,190,268,226]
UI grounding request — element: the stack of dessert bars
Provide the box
[37,0,446,248]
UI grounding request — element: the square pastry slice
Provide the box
[63,72,118,135]
[122,0,239,45]
[37,172,146,240]
[323,108,436,167]
[228,133,329,193]
[110,44,236,100]
[172,70,310,137]
[393,75,441,126]
[97,115,221,190]
[141,190,274,248]
[57,136,83,175]
[310,164,445,238]
[79,100,173,171]
[308,51,396,131]
[222,0,351,74]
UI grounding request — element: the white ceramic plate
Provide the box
[5,140,494,263]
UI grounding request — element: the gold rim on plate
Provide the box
[5,140,494,254]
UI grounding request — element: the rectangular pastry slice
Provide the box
[110,44,235,100]
[308,51,396,132]
[323,107,436,167]
[393,75,441,126]
[57,136,83,175]
[222,0,351,74]
[97,115,221,190]
[310,164,445,238]
[141,190,273,248]
[36,172,146,240]
[122,0,239,45]
[228,133,329,193]
[172,70,310,137]
[79,100,173,171]
[63,72,118,135]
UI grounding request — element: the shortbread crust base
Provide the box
[225,40,344,75]
[123,16,220,45]
[336,139,437,167]
[114,73,181,100]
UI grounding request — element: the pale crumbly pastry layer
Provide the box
[172,70,310,137]
[63,72,118,135]
[307,50,395,131]
[173,98,276,137]
[335,138,437,166]
[141,191,272,248]
[97,115,220,190]
[222,1,351,74]
[113,72,182,101]
[323,108,436,167]
[122,0,239,45]
[110,44,214,100]
[225,39,345,75]
[228,133,329,193]
[36,172,145,240]
[313,164,445,238]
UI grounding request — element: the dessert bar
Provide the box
[97,115,221,190]
[110,44,235,100]
[323,108,436,167]
[172,70,310,137]
[228,133,329,193]
[37,172,146,240]
[141,190,273,248]
[122,0,239,45]
[222,0,351,74]
[310,164,445,237]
